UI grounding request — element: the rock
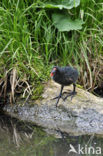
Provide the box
[3,80,103,137]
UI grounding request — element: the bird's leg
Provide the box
[63,83,77,101]
[55,85,64,107]
[52,85,64,100]
[52,85,64,107]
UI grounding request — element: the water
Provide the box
[0,113,103,156]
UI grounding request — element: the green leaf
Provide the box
[52,13,84,31]
[41,0,80,10]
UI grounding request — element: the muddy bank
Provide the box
[3,80,103,137]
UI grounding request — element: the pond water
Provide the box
[0,113,103,156]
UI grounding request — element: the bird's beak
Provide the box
[50,67,56,77]
[50,72,53,77]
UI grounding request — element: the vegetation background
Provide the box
[0,0,103,102]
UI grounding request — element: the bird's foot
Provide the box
[51,95,61,100]
[51,91,71,100]
[63,91,77,101]
[51,94,64,100]
[51,95,62,107]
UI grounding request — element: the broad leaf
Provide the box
[41,0,80,10]
[52,13,84,31]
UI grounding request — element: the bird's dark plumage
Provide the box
[50,66,79,107]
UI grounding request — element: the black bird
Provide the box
[50,66,79,107]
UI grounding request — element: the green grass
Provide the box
[0,0,103,101]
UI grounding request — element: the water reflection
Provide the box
[0,113,103,156]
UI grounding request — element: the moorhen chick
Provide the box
[50,66,79,107]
